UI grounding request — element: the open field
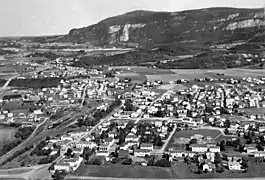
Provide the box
[73,164,173,179]
[243,108,265,114]
[146,74,183,83]
[157,84,188,90]
[167,129,222,150]
[171,69,265,79]
[171,129,222,139]
[0,168,32,175]
[130,67,173,75]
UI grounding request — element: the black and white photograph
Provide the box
[0,0,265,179]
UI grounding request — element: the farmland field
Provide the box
[157,84,188,90]
[73,164,173,179]
[146,74,184,82]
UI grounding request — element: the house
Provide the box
[69,131,86,139]
[254,151,265,158]
[61,135,73,141]
[120,141,139,150]
[75,141,97,149]
[105,137,115,146]
[99,143,111,152]
[64,156,83,171]
[203,163,215,172]
[140,143,154,151]
[96,151,109,157]
[125,133,139,142]
[190,144,208,153]
[54,161,71,172]
[72,148,83,154]
[245,144,258,154]
[228,162,242,171]
[108,132,117,139]
[209,146,220,153]
[155,121,163,127]
[134,149,151,157]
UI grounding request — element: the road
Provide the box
[155,126,177,154]
[0,110,79,166]
[0,117,50,165]
[66,176,265,180]
[54,102,124,163]
[0,65,52,96]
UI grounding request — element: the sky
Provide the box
[0,0,264,37]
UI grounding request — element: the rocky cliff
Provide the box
[58,7,265,47]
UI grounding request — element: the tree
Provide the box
[156,158,171,167]
[65,148,73,157]
[257,143,264,151]
[82,147,94,162]
[216,163,224,173]
[122,157,132,165]
[52,170,67,180]
[214,152,222,165]
[241,159,248,169]
[224,128,229,135]
[220,140,226,152]
[184,124,189,131]
[154,135,163,147]
[100,131,108,139]
[154,110,166,118]
[224,120,231,128]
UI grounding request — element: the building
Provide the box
[75,141,97,149]
[254,151,265,158]
[125,133,139,142]
[190,144,208,153]
[54,161,71,172]
[228,162,242,171]
[96,151,109,157]
[140,143,154,151]
[209,146,221,153]
[134,149,151,157]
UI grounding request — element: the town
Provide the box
[1,56,265,179]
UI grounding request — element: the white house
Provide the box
[254,151,265,158]
[190,144,208,153]
[96,150,109,157]
[125,133,139,142]
[54,162,71,172]
[75,141,97,149]
[209,146,220,153]
[228,162,242,171]
[140,143,154,151]
[134,149,151,157]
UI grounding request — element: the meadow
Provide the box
[73,164,173,179]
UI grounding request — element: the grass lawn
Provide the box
[243,108,265,114]
[73,164,173,179]
[130,67,172,75]
[167,129,222,150]
[146,74,184,83]
[172,129,221,139]
[157,84,188,91]
[0,168,32,175]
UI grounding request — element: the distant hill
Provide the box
[56,7,265,48]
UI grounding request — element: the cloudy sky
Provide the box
[0,0,264,37]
